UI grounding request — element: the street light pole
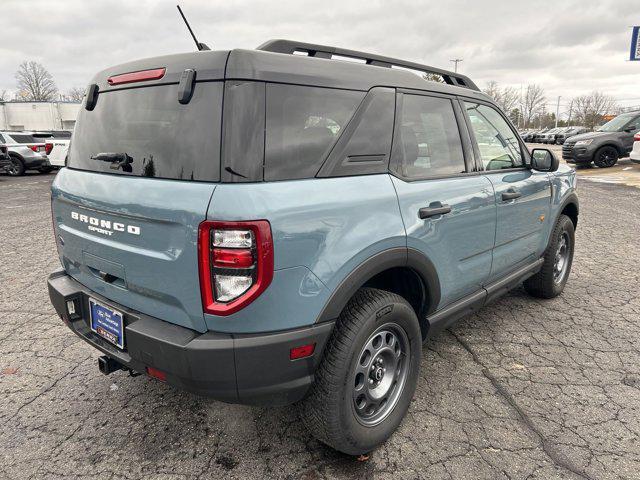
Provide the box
[449,58,463,73]
[555,96,561,128]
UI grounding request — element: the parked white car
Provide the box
[631,132,640,164]
[31,131,71,168]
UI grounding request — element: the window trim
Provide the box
[389,90,474,182]
[456,96,531,173]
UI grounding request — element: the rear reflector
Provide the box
[290,343,316,360]
[107,68,166,86]
[146,366,167,382]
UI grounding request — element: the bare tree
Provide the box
[422,72,444,83]
[0,90,7,101]
[64,86,85,103]
[520,84,546,127]
[483,81,520,116]
[15,61,58,101]
[572,91,617,129]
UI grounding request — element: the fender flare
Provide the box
[315,247,441,323]
[556,191,579,226]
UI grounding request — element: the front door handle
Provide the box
[418,204,452,219]
[501,189,521,201]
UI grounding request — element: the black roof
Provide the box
[92,39,489,103]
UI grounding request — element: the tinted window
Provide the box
[9,134,37,144]
[392,94,465,179]
[265,84,364,181]
[69,83,222,181]
[464,102,523,170]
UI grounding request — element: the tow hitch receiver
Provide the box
[98,355,125,375]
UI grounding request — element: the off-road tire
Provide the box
[524,214,574,298]
[7,155,25,176]
[300,287,422,455]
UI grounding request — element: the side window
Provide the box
[392,94,466,179]
[0,134,5,143]
[265,84,364,181]
[463,102,524,170]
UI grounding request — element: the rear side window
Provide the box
[392,94,466,179]
[464,102,524,170]
[69,83,223,181]
[264,85,364,181]
[8,134,37,144]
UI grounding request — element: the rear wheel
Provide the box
[7,156,25,176]
[300,288,422,455]
[524,214,574,298]
[593,146,618,168]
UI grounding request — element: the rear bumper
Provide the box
[48,269,334,406]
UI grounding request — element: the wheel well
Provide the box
[597,144,622,156]
[9,152,24,162]
[561,202,578,229]
[363,267,429,339]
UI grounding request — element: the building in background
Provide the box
[0,101,80,132]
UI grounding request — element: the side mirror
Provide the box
[530,148,559,172]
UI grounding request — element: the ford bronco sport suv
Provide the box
[48,40,579,455]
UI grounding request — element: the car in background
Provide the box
[0,143,10,173]
[31,131,71,168]
[533,128,550,143]
[522,129,541,142]
[631,132,640,164]
[540,127,564,144]
[555,126,589,145]
[0,131,53,176]
[562,111,640,167]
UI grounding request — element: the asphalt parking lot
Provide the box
[1,170,639,480]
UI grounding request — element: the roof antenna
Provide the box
[177,5,210,51]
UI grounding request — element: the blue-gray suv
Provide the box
[48,40,579,455]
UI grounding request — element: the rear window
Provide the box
[265,84,364,181]
[9,134,37,144]
[69,83,223,181]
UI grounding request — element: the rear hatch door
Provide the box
[51,51,228,332]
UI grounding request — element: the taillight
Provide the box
[634,133,640,141]
[45,143,53,155]
[28,145,38,152]
[198,220,274,316]
[107,68,166,86]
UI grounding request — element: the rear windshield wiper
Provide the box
[91,152,133,171]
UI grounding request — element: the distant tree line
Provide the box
[482,81,618,130]
[0,61,84,103]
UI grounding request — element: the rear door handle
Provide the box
[501,189,521,201]
[418,204,452,219]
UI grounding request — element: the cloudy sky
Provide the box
[2,0,639,116]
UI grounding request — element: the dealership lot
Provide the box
[1,171,639,479]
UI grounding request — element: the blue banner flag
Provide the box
[631,26,640,61]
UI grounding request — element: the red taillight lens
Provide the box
[198,220,274,316]
[146,366,167,382]
[28,145,38,152]
[45,143,53,155]
[107,68,166,86]
[290,343,316,360]
[634,133,640,141]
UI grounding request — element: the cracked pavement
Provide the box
[1,172,639,479]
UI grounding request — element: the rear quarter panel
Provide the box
[205,174,406,333]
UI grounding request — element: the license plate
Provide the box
[89,298,125,349]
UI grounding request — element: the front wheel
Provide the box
[593,146,618,168]
[300,288,422,455]
[524,214,575,298]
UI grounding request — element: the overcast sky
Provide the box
[2,0,639,115]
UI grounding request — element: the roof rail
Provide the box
[257,39,479,91]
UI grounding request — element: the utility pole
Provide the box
[554,96,561,128]
[449,58,463,73]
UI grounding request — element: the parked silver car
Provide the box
[0,131,52,176]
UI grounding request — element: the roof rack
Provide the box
[257,39,479,91]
